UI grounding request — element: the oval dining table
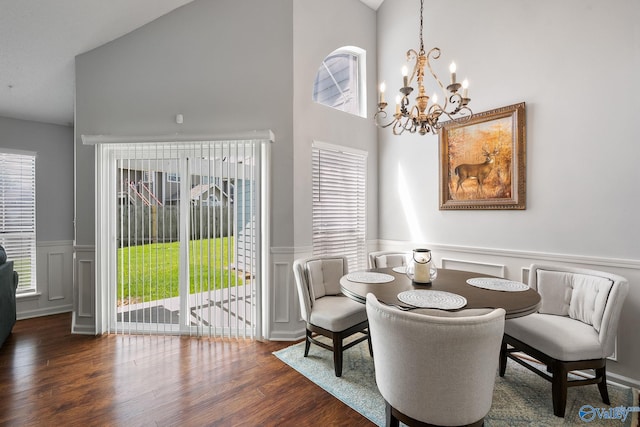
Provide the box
[340,267,541,319]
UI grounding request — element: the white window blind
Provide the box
[312,143,367,271]
[0,150,37,293]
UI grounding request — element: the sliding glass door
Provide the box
[96,139,267,338]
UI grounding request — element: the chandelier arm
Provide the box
[403,116,417,132]
[425,48,444,90]
[393,118,410,135]
[374,110,401,129]
[446,92,465,115]
[424,47,451,112]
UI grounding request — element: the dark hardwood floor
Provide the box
[0,313,374,426]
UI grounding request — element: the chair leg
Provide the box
[304,329,311,357]
[385,401,399,427]
[597,366,610,405]
[499,340,507,377]
[367,332,373,357]
[551,361,568,417]
[332,334,343,377]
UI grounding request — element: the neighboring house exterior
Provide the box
[116,166,255,275]
[116,168,234,207]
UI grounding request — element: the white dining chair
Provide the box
[366,293,505,426]
[368,251,409,269]
[292,255,371,377]
[500,264,629,417]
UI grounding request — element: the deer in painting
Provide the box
[454,147,499,194]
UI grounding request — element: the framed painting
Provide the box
[439,102,526,210]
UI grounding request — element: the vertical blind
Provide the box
[0,150,37,293]
[312,143,367,271]
[109,141,260,338]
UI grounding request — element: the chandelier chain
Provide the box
[419,0,425,55]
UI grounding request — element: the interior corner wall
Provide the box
[292,0,378,251]
[377,0,640,386]
[261,0,380,340]
[0,116,74,318]
[73,0,294,334]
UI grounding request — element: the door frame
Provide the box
[89,131,273,338]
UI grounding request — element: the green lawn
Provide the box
[117,237,243,303]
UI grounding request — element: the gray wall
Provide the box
[0,116,74,318]
[0,116,74,242]
[75,0,294,248]
[377,0,639,386]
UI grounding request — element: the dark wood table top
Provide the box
[340,268,541,319]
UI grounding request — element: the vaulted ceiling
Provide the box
[0,0,383,127]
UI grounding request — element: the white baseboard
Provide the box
[17,306,73,321]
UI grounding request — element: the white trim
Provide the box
[17,305,72,320]
[376,239,640,270]
[607,371,640,390]
[38,240,73,248]
[94,139,270,338]
[0,147,37,157]
[311,140,368,157]
[81,130,275,145]
[16,292,42,301]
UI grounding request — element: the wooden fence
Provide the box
[116,206,230,247]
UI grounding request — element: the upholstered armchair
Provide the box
[0,260,18,347]
[366,293,505,427]
[368,251,409,269]
[292,255,370,377]
[500,264,629,417]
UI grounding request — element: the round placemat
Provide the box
[392,266,406,273]
[397,290,467,309]
[466,277,529,292]
[346,272,395,284]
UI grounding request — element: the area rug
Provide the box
[274,340,637,426]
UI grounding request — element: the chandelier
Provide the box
[375,0,472,136]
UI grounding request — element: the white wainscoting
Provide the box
[16,241,74,320]
[266,247,308,341]
[72,245,96,335]
[440,258,506,277]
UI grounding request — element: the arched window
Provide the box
[312,46,366,118]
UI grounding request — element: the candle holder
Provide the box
[405,248,437,284]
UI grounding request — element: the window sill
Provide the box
[16,292,42,302]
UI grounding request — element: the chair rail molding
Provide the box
[377,240,640,270]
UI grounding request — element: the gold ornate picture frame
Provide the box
[439,102,526,210]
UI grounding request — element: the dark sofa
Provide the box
[0,260,18,347]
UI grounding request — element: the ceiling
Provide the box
[0,0,383,127]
